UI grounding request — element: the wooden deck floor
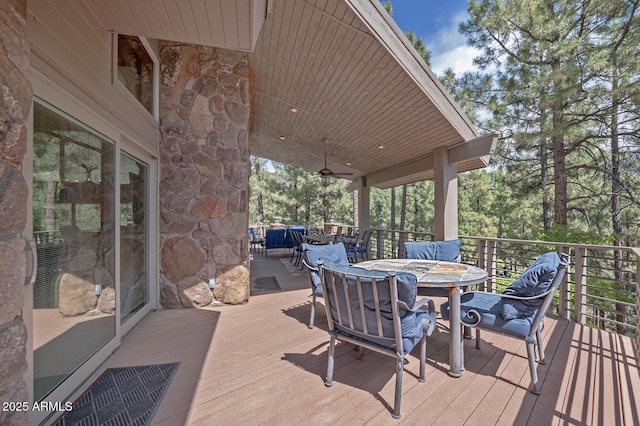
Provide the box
[92,251,639,425]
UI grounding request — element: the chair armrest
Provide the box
[398,297,435,314]
[465,288,555,302]
[301,258,317,272]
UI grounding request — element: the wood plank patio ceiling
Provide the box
[248,0,487,188]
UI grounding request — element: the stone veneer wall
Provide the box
[159,43,250,307]
[0,0,30,424]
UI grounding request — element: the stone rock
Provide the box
[192,221,211,239]
[0,162,28,233]
[227,189,247,213]
[58,273,98,316]
[192,196,226,219]
[65,247,98,272]
[224,100,247,125]
[159,276,181,308]
[160,167,201,199]
[178,277,212,307]
[97,286,116,314]
[224,162,249,186]
[0,238,25,325]
[193,152,221,177]
[234,62,249,78]
[164,198,194,214]
[196,261,217,282]
[161,237,206,283]
[170,154,194,168]
[210,95,224,112]
[93,266,114,287]
[201,177,234,198]
[188,94,214,138]
[160,210,198,236]
[213,114,229,132]
[179,138,199,155]
[160,118,189,141]
[212,241,241,266]
[0,316,28,387]
[217,147,239,162]
[214,265,249,304]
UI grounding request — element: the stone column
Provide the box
[0,0,31,424]
[159,43,250,307]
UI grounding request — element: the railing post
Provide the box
[477,239,486,291]
[573,247,587,323]
[376,231,384,260]
[398,231,408,258]
[486,240,496,293]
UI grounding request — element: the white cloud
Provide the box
[424,10,483,76]
[430,45,482,75]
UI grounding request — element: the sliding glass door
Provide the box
[119,152,150,324]
[32,99,117,401]
[30,99,156,404]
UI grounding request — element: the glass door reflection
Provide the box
[120,152,149,323]
[32,99,116,401]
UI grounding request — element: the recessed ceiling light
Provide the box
[279,135,285,141]
[377,144,384,149]
[346,162,352,166]
[290,107,298,113]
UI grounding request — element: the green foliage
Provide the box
[249,157,353,227]
[536,225,617,245]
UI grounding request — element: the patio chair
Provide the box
[356,229,372,261]
[334,235,358,263]
[301,242,350,329]
[288,230,305,266]
[404,239,461,297]
[318,261,437,419]
[249,227,264,254]
[440,251,570,394]
[262,229,287,256]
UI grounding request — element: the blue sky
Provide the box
[383,0,479,75]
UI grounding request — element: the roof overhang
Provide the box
[248,0,494,188]
[81,0,494,187]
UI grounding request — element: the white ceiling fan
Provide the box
[318,138,353,178]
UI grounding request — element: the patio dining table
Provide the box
[356,259,488,377]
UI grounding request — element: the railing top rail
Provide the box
[367,228,639,254]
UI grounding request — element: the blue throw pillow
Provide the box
[501,252,560,320]
[304,242,349,269]
[435,239,461,262]
[405,239,460,262]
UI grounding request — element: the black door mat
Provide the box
[251,276,281,292]
[52,362,179,426]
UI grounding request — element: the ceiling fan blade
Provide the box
[317,139,352,177]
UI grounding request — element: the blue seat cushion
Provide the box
[323,265,429,353]
[404,239,461,262]
[440,292,533,339]
[304,242,350,286]
[501,252,560,320]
